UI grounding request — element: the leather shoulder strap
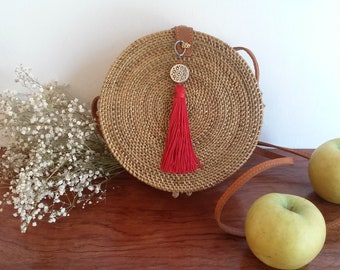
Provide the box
[214,142,340,237]
[214,145,294,237]
[234,46,260,82]
[91,96,103,138]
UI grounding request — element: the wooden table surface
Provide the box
[0,149,339,269]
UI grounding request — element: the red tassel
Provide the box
[161,83,203,174]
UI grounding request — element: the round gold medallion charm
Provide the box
[170,64,190,83]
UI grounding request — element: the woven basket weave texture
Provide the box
[99,28,263,194]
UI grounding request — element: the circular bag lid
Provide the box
[99,27,263,194]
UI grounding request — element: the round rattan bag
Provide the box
[98,26,263,196]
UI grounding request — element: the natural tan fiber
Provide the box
[99,27,263,194]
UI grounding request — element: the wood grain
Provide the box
[0,150,340,269]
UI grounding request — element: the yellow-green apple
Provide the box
[308,138,340,204]
[245,193,326,269]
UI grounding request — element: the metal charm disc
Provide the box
[170,64,190,83]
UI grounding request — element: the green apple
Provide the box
[245,193,326,269]
[308,138,340,204]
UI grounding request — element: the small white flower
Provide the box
[38,203,44,208]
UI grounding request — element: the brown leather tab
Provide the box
[174,25,194,57]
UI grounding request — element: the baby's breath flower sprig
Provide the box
[0,66,122,233]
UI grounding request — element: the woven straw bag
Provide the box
[91,25,340,237]
[92,25,263,197]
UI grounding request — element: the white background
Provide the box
[1,0,339,148]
